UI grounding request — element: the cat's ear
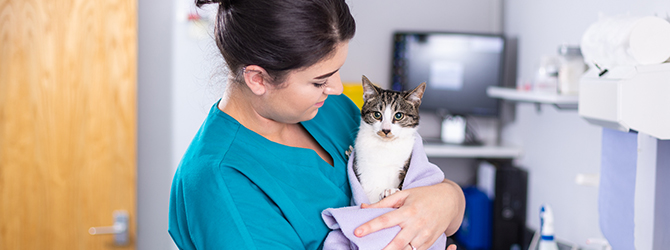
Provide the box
[405,82,426,106]
[361,75,381,101]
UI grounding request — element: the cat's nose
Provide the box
[381,129,391,135]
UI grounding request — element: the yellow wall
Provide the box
[342,82,364,109]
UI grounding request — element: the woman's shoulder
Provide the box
[321,94,360,118]
[175,101,289,183]
[174,102,242,179]
[308,94,360,129]
[175,95,359,183]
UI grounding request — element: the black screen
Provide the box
[392,32,505,117]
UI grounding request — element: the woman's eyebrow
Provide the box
[314,69,340,80]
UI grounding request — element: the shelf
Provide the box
[579,63,670,140]
[423,143,522,159]
[487,86,579,109]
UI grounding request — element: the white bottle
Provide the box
[538,204,559,250]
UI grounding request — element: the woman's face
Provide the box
[259,42,349,124]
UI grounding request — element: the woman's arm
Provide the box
[353,178,465,250]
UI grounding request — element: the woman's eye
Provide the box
[373,112,381,119]
[394,112,404,120]
[313,80,328,88]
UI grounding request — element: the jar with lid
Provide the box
[557,45,587,95]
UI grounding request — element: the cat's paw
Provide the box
[345,145,354,158]
[380,188,401,200]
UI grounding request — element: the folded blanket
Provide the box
[321,133,447,250]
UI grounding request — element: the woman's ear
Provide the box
[242,65,269,96]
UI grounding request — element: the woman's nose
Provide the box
[324,72,343,95]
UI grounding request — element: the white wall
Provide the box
[503,0,670,247]
[171,2,222,172]
[137,0,177,249]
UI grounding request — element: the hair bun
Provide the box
[195,0,232,9]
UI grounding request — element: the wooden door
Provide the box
[0,0,137,249]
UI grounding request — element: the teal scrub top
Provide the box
[169,94,360,250]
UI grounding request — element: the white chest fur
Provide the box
[354,120,416,204]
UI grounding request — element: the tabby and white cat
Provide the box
[353,75,426,204]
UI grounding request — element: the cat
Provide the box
[353,75,426,204]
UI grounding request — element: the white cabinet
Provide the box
[579,63,670,140]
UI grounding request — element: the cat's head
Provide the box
[360,75,426,141]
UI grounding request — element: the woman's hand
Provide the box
[354,179,465,250]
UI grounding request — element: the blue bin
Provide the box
[455,186,492,250]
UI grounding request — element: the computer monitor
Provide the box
[391,32,505,117]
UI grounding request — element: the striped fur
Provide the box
[353,75,426,203]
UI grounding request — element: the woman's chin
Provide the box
[305,108,320,120]
[294,108,320,123]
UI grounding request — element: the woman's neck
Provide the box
[219,80,333,166]
[219,82,294,143]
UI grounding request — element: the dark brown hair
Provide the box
[196,0,356,84]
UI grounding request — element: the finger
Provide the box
[447,244,457,250]
[406,228,437,250]
[363,190,409,209]
[354,209,405,237]
[381,225,417,250]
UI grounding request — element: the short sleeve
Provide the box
[168,165,304,250]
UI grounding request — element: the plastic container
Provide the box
[557,45,587,95]
[538,204,559,250]
[454,187,492,250]
[533,55,560,93]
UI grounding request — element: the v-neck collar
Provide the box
[213,101,342,170]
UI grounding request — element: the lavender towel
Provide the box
[321,133,447,250]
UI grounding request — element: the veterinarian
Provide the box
[168,0,465,249]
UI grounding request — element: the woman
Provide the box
[168,0,465,249]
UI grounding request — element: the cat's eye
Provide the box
[373,112,382,119]
[394,112,404,120]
